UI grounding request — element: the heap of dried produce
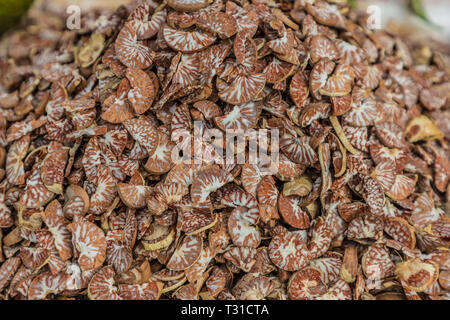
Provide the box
[0,0,449,300]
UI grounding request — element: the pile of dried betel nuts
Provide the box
[0,0,448,300]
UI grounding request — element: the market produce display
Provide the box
[0,0,448,300]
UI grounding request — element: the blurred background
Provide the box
[0,0,449,42]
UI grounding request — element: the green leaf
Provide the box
[409,0,431,23]
[347,0,356,8]
[0,0,35,34]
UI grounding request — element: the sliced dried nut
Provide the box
[118,183,152,209]
[88,266,121,300]
[395,258,439,292]
[119,281,163,300]
[287,266,328,300]
[282,176,313,197]
[361,243,394,281]
[141,224,175,251]
[268,231,311,271]
[319,64,355,97]
[405,115,444,143]
[384,217,416,249]
[340,246,358,283]
[167,0,210,12]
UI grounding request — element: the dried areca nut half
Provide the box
[27,271,67,300]
[331,94,352,116]
[125,67,155,114]
[341,125,368,153]
[319,64,354,97]
[218,73,266,105]
[67,216,107,271]
[299,103,331,127]
[227,206,261,248]
[18,164,54,209]
[278,194,310,229]
[214,101,260,132]
[342,98,378,127]
[144,132,175,174]
[118,183,151,209]
[337,202,366,222]
[306,0,345,28]
[89,165,117,215]
[309,35,339,64]
[0,257,21,292]
[232,273,276,300]
[148,182,188,215]
[153,269,185,282]
[223,246,257,273]
[0,193,14,228]
[191,165,233,212]
[101,79,134,124]
[370,159,396,192]
[405,115,444,143]
[193,100,222,121]
[346,213,384,240]
[40,146,68,194]
[276,154,305,182]
[124,117,159,156]
[163,26,216,53]
[64,185,90,216]
[309,253,343,285]
[361,243,395,281]
[19,246,50,270]
[196,11,237,39]
[282,176,312,197]
[410,192,444,228]
[439,270,450,290]
[287,267,328,300]
[310,58,335,100]
[185,245,215,287]
[385,174,417,201]
[308,217,333,259]
[374,122,406,149]
[268,231,311,271]
[395,258,439,292]
[119,281,163,300]
[433,152,450,192]
[362,175,385,216]
[428,217,450,239]
[166,235,203,271]
[317,278,352,300]
[141,224,175,251]
[161,277,188,294]
[128,3,167,40]
[290,71,309,109]
[384,217,416,249]
[167,0,210,12]
[280,134,317,165]
[106,240,133,274]
[88,266,121,300]
[370,144,409,172]
[241,164,264,196]
[206,266,230,297]
[42,200,73,261]
[115,22,153,69]
[179,210,217,235]
[264,58,296,84]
